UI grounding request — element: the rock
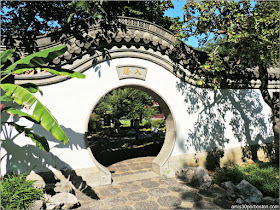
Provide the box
[177,166,211,189]
[46,192,79,209]
[193,201,219,209]
[46,203,58,210]
[236,198,244,204]
[235,180,263,204]
[30,200,44,210]
[177,167,195,182]
[213,196,235,209]
[221,181,235,193]
[221,181,236,199]
[54,179,73,193]
[193,166,212,189]
[26,171,46,189]
[261,196,275,205]
[41,193,52,204]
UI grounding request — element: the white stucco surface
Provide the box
[1,57,274,175]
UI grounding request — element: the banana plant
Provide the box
[1,45,85,152]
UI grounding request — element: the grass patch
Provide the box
[1,173,43,209]
[120,119,131,127]
[120,119,149,127]
[212,161,279,198]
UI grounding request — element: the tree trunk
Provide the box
[250,144,259,162]
[259,64,279,164]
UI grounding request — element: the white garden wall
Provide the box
[1,57,273,182]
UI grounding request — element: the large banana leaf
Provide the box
[2,45,67,75]
[43,68,85,78]
[1,48,15,68]
[2,107,38,124]
[20,83,42,94]
[10,67,85,79]
[4,122,50,152]
[1,83,69,145]
[1,84,40,101]
[1,94,13,102]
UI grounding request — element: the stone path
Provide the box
[75,157,233,209]
[108,156,155,179]
[76,175,232,209]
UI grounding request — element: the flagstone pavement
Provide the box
[75,157,233,209]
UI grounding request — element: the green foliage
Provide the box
[1,48,15,68]
[89,113,102,131]
[151,119,165,128]
[1,1,179,52]
[119,119,131,127]
[90,113,101,122]
[94,88,157,120]
[212,165,244,185]
[6,122,50,152]
[172,1,279,89]
[1,46,85,152]
[0,173,43,209]
[143,120,152,129]
[1,83,69,146]
[173,1,279,163]
[213,162,279,197]
[2,45,67,74]
[113,1,179,32]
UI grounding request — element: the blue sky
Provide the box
[2,1,200,47]
[164,1,201,48]
[164,0,187,21]
[2,1,257,49]
[164,1,257,48]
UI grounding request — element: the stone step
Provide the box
[112,171,159,185]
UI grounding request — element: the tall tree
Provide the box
[172,0,279,162]
[94,88,157,120]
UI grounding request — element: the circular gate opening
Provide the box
[87,87,166,176]
[85,84,176,184]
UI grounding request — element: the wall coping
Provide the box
[1,16,279,89]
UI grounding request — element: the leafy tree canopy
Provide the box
[171,0,279,163]
[1,0,180,53]
[94,88,157,120]
[171,0,279,90]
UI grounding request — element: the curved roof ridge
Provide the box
[1,16,278,89]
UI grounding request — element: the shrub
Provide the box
[1,173,43,209]
[151,119,165,128]
[120,119,130,127]
[212,165,244,185]
[212,162,279,197]
[143,120,152,129]
[89,113,102,131]
[238,162,279,198]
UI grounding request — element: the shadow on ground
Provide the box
[87,128,164,167]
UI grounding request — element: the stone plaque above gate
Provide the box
[116,65,147,81]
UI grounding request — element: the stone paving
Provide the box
[108,156,155,179]
[75,157,233,209]
[76,175,233,209]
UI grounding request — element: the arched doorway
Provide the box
[84,84,176,185]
